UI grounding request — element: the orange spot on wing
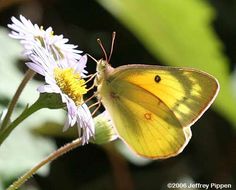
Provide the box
[144,112,152,120]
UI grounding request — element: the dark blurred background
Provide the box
[0,0,235,190]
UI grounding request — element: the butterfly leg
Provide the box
[89,101,102,116]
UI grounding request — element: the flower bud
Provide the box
[91,111,118,144]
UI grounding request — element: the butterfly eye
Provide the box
[154,75,161,83]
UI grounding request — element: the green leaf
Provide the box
[32,121,77,139]
[98,0,236,128]
[36,93,66,109]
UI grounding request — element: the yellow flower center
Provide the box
[54,68,87,106]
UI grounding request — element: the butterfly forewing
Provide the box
[111,65,219,128]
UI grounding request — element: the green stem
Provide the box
[7,138,82,190]
[1,69,35,130]
[0,101,42,146]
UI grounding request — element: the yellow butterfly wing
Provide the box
[110,65,219,128]
[97,63,219,159]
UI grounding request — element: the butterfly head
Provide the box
[95,59,114,86]
[94,32,116,86]
[96,59,108,73]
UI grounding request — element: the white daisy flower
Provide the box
[8,15,94,144]
[8,15,87,75]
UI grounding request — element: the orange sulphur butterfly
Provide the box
[94,32,219,159]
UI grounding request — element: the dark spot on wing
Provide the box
[155,75,161,83]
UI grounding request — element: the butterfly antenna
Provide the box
[108,31,116,62]
[97,38,108,62]
[86,53,98,63]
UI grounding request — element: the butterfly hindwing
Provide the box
[100,78,189,158]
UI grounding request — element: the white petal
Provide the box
[75,54,87,73]
[37,84,59,93]
[25,62,45,76]
[76,104,95,145]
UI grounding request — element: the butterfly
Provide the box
[94,32,219,159]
